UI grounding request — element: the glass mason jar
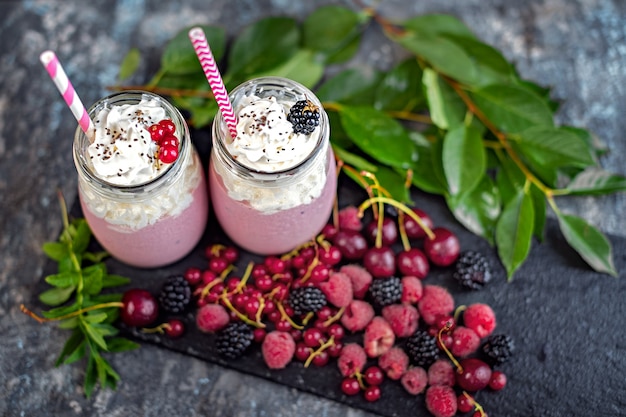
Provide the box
[209,77,336,255]
[73,91,208,268]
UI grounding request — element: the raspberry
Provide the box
[158,275,191,313]
[453,251,492,290]
[418,285,455,325]
[215,322,254,359]
[287,99,320,134]
[378,347,409,380]
[287,287,327,316]
[337,343,367,377]
[381,304,419,338]
[363,316,395,358]
[341,300,375,332]
[451,326,481,358]
[340,264,372,299]
[368,276,402,307]
[482,334,514,366]
[196,303,230,333]
[463,303,497,338]
[425,385,458,417]
[400,366,428,395]
[405,329,439,368]
[337,206,362,231]
[427,359,455,386]
[320,272,353,308]
[262,331,296,369]
[401,275,423,304]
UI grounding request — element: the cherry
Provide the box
[332,230,368,260]
[489,370,507,391]
[363,385,381,402]
[365,218,398,246]
[341,377,361,396]
[423,227,460,267]
[164,319,185,338]
[363,246,396,278]
[363,365,385,386]
[456,358,492,392]
[396,247,429,279]
[158,144,179,164]
[120,289,158,327]
[403,208,434,239]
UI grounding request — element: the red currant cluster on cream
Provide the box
[147,119,180,164]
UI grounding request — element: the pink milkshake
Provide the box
[210,77,336,255]
[73,91,208,268]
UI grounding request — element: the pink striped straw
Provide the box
[188,27,238,139]
[40,50,94,141]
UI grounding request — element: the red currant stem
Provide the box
[437,324,464,374]
[234,261,254,294]
[341,165,379,219]
[301,312,315,326]
[220,293,265,329]
[276,302,305,330]
[299,250,320,284]
[315,234,331,250]
[199,276,225,300]
[358,197,435,240]
[463,391,486,416]
[397,211,411,252]
[303,336,335,368]
[20,302,123,324]
[322,306,346,327]
[254,296,266,323]
[354,370,367,390]
[208,243,226,257]
[281,240,314,261]
[141,322,171,334]
[454,305,467,323]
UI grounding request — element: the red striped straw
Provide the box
[188,27,238,139]
[40,50,94,141]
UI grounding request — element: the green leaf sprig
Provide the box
[112,6,624,279]
[21,192,138,397]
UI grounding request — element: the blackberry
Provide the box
[453,250,492,290]
[215,322,254,359]
[287,287,327,315]
[158,275,191,313]
[405,329,439,368]
[482,334,514,366]
[368,276,402,307]
[287,99,320,134]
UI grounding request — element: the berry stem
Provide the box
[304,336,335,368]
[220,293,265,328]
[276,301,305,330]
[463,391,487,416]
[437,324,464,374]
[20,302,124,324]
[322,306,346,327]
[358,196,435,240]
[142,322,172,334]
[397,211,411,252]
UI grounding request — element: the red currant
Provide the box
[311,350,329,367]
[457,393,475,413]
[158,118,176,134]
[165,319,185,338]
[303,328,324,348]
[183,267,202,287]
[295,343,312,362]
[158,144,179,164]
[363,385,381,402]
[147,124,165,142]
[489,370,507,391]
[363,366,385,386]
[341,377,361,396]
[159,135,179,149]
[319,246,342,266]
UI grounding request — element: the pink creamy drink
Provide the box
[73,91,208,268]
[210,77,336,255]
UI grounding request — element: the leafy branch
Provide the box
[21,191,138,397]
[112,5,624,279]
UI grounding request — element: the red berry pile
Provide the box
[147,118,180,164]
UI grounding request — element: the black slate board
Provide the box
[38,137,626,417]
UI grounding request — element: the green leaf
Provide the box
[42,242,69,262]
[81,321,108,351]
[45,271,80,288]
[250,49,324,88]
[422,68,466,130]
[447,175,501,244]
[84,353,97,398]
[471,84,554,134]
[331,145,378,173]
[82,265,104,296]
[55,329,85,367]
[302,5,363,64]
[101,274,131,289]
[118,48,140,82]
[515,126,595,170]
[339,105,416,169]
[566,168,626,196]
[496,189,535,279]
[57,317,79,329]
[557,214,617,276]
[529,183,547,242]
[408,131,447,195]
[403,13,476,38]
[162,25,226,75]
[84,312,108,324]
[107,337,141,353]
[72,219,91,255]
[375,58,425,112]
[395,26,477,86]
[41,302,79,319]
[316,68,383,105]
[39,285,76,306]
[442,125,486,196]
[376,166,412,204]
[83,250,109,264]
[227,17,299,81]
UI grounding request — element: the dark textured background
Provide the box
[1,1,625,416]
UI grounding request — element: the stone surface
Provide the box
[1,1,624,416]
